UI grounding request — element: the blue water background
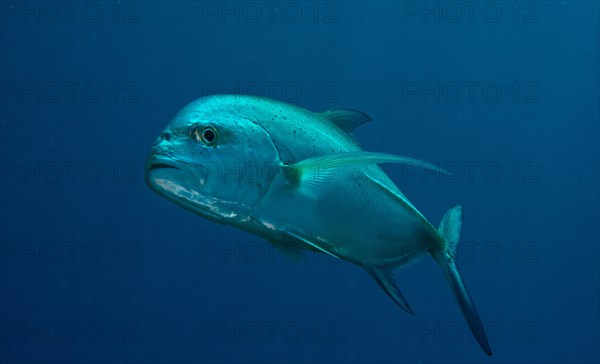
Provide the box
[1,1,598,363]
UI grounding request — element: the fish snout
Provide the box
[153,132,172,146]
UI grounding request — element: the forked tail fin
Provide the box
[434,205,493,356]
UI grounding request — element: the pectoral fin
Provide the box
[281,229,341,260]
[283,152,449,188]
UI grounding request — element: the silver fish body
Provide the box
[145,94,492,355]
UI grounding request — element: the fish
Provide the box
[145,94,492,355]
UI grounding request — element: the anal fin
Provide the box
[365,266,415,315]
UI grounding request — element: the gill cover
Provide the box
[147,99,280,221]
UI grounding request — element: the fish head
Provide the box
[145,97,280,224]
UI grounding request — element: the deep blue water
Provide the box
[1,1,598,363]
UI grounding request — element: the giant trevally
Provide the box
[145,94,492,355]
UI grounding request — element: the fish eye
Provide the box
[191,125,219,146]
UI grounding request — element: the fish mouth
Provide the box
[144,154,224,224]
[148,163,180,171]
[145,154,181,172]
[145,154,184,189]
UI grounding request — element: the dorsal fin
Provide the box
[320,109,372,134]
